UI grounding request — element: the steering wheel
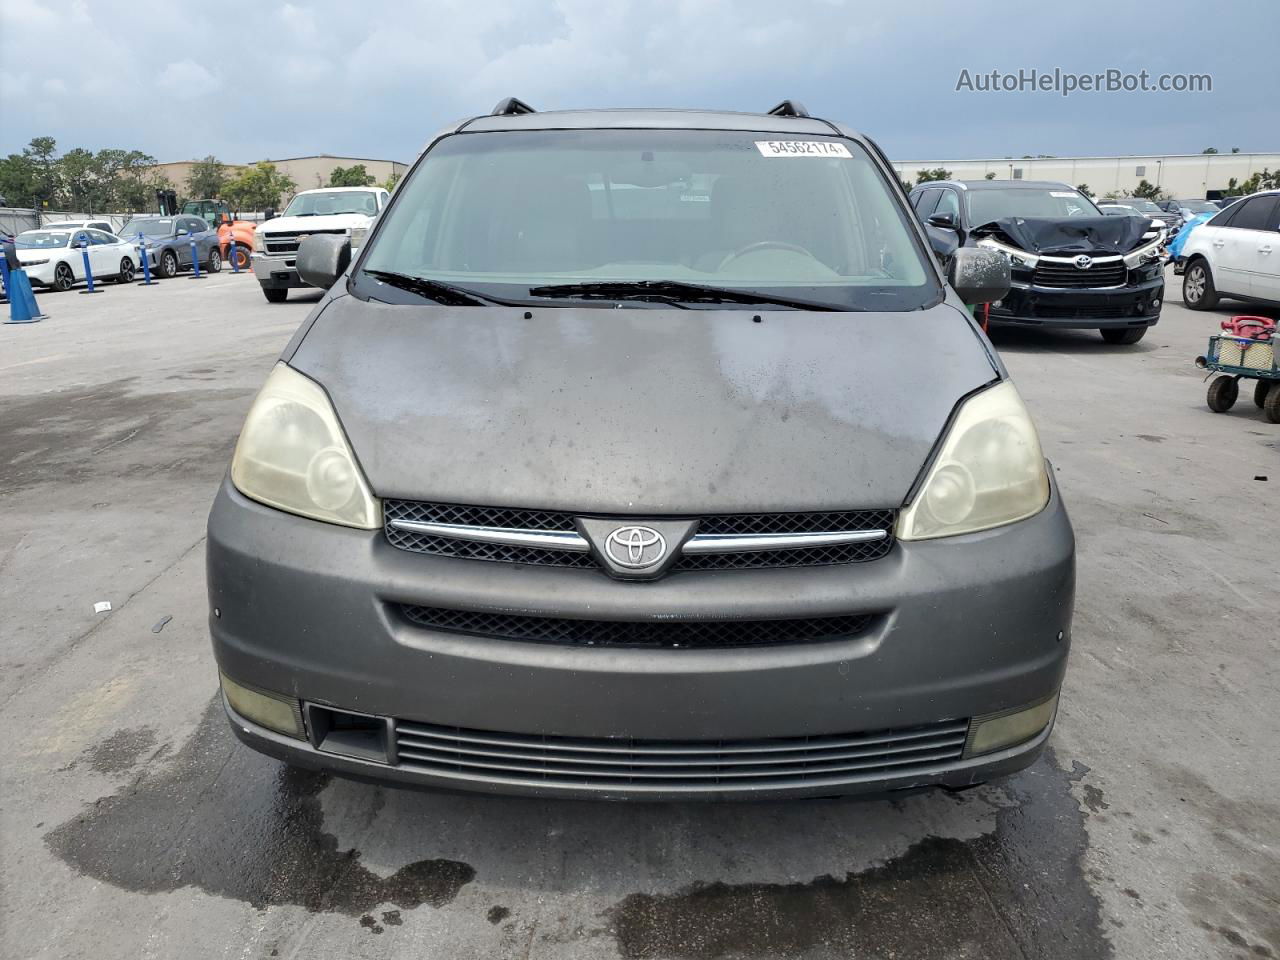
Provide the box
[719,240,815,269]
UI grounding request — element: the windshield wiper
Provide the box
[526,280,851,312]
[363,269,523,307]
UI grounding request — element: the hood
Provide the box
[288,297,999,513]
[259,213,373,234]
[16,247,64,262]
[972,215,1151,255]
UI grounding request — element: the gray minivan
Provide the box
[207,99,1075,800]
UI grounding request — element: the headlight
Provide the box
[349,226,368,248]
[252,232,265,252]
[230,363,380,529]
[23,258,50,266]
[898,381,1049,540]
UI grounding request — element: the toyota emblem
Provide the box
[1073,255,1093,270]
[605,526,667,568]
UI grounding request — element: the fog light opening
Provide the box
[220,671,305,739]
[965,692,1059,758]
[306,703,395,764]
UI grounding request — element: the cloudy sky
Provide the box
[2,0,1276,165]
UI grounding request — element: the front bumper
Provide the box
[207,477,1075,800]
[990,275,1164,329]
[251,254,307,289]
[20,261,56,286]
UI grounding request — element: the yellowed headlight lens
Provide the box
[966,692,1058,756]
[220,671,305,739]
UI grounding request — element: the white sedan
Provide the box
[14,227,140,291]
[1181,190,1280,309]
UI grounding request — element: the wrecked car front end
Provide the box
[974,216,1165,331]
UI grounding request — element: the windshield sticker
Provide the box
[754,140,852,158]
[1050,192,1078,198]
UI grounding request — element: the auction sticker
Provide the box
[755,140,852,158]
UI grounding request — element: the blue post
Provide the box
[136,233,155,285]
[188,236,204,279]
[229,236,240,273]
[0,254,10,300]
[79,236,102,294]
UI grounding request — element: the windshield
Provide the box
[16,230,71,248]
[1178,200,1217,213]
[356,129,938,311]
[283,190,379,217]
[1112,199,1161,213]
[967,188,1099,225]
[1101,206,1139,216]
[121,219,174,237]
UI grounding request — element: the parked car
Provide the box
[1097,197,1180,232]
[1169,198,1221,221]
[1214,196,1246,209]
[118,215,222,278]
[911,179,1165,343]
[40,218,116,234]
[251,186,389,302]
[13,226,138,290]
[1181,190,1280,309]
[1099,204,1167,243]
[208,98,1075,802]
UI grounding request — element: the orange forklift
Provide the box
[179,199,256,271]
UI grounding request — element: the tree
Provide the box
[915,167,952,184]
[0,153,39,207]
[382,171,402,192]
[225,161,297,211]
[1202,147,1219,154]
[59,147,101,211]
[24,136,60,207]
[984,172,996,180]
[1231,147,1240,154]
[186,156,228,199]
[329,164,375,187]
[96,149,160,212]
[1076,184,1094,199]
[899,178,914,194]
[1131,179,1167,200]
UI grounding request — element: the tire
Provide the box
[1255,379,1272,409]
[207,248,222,273]
[1183,259,1218,310]
[116,257,136,283]
[1100,326,1148,345]
[53,261,75,291]
[231,244,250,271]
[262,286,288,303]
[1265,382,1280,424]
[1206,375,1238,412]
[158,249,178,279]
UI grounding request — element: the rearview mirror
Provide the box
[948,247,1010,305]
[297,234,351,290]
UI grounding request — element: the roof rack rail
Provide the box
[767,100,810,118]
[491,97,537,116]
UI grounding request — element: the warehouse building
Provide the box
[147,154,408,198]
[892,152,1280,198]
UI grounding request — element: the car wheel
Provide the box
[1100,326,1147,345]
[116,257,136,283]
[1255,380,1272,409]
[159,249,178,278]
[1265,382,1280,424]
[1206,375,1238,412]
[53,261,75,291]
[207,248,222,273]
[262,286,288,303]
[1183,259,1218,310]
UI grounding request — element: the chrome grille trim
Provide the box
[684,529,886,555]
[387,518,590,552]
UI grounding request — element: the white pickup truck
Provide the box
[251,185,390,302]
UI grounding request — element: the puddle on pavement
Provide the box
[45,698,474,916]
[46,698,1108,957]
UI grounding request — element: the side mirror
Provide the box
[297,234,351,290]
[948,247,1011,305]
[927,211,958,230]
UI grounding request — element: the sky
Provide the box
[2,0,1277,166]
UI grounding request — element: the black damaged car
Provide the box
[911,180,1165,344]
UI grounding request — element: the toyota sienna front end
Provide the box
[207,100,1074,800]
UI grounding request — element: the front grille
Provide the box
[1024,303,1144,320]
[384,499,895,571]
[400,604,877,649]
[392,717,970,789]
[262,228,347,256]
[1033,259,1128,288]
